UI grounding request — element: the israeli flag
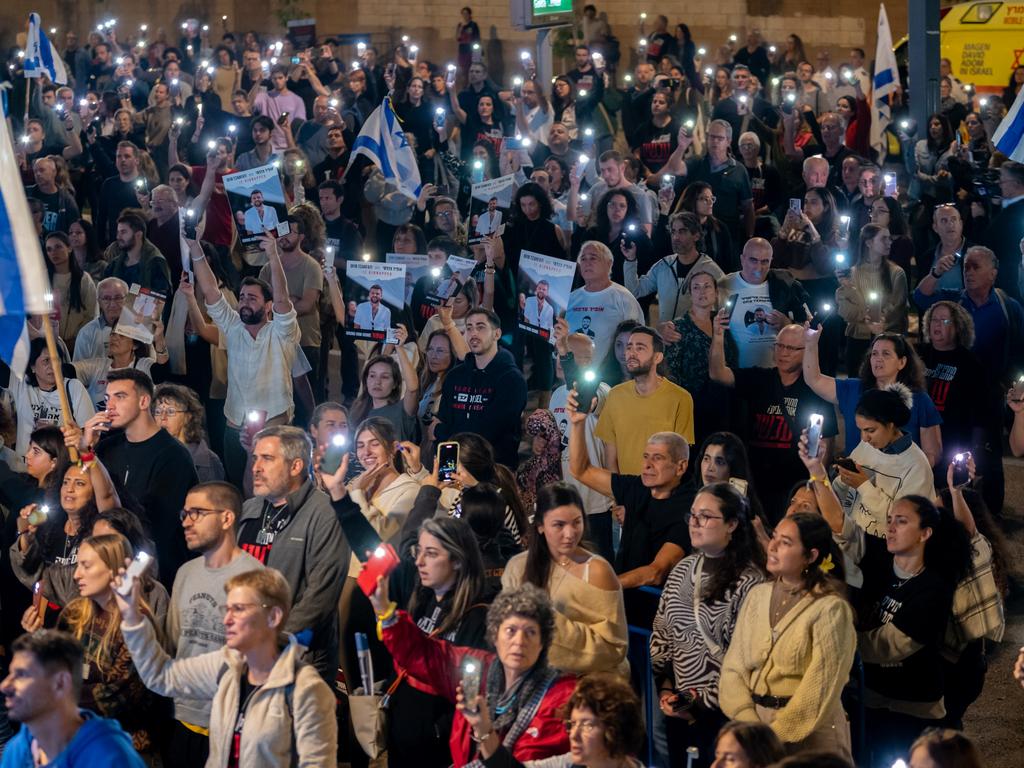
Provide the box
[0,100,53,374]
[992,86,1024,163]
[351,99,422,201]
[25,13,69,85]
[869,3,900,160]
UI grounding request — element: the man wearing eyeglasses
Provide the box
[710,321,837,522]
[72,277,129,361]
[164,482,263,765]
[663,118,755,268]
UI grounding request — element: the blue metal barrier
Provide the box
[627,586,664,767]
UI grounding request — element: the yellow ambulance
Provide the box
[938,1,1023,93]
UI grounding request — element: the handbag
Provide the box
[349,679,392,760]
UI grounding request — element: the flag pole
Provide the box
[24,76,31,127]
[40,316,80,463]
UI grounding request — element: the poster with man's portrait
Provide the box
[386,253,431,306]
[344,261,406,342]
[468,174,514,244]
[517,250,576,344]
[222,164,290,257]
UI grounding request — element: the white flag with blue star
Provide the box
[351,98,422,202]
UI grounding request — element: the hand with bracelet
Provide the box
[456,687,499,756]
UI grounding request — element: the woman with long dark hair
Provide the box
[349,354,420,442]
[543,156,571,203]
[43,231,96,353]
[675,182,734,273]
[913,114,954,206]
[836,223,909,373]
[502,481,627,676]
[16,446,121,617]
[652,483,766,766]
[867,195,915,279]
[381,514,490,768]
[68,218,108,281]
[572,188,653,286]
[720,512,856,759]
[803,328,943,466]
[551,76,579,138]
[835,493,972,767]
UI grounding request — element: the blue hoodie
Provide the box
[1,710,144,768]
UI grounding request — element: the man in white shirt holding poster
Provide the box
[523,279,554,331]
[354,284,391,330]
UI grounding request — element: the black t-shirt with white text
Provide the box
[732,367,838,521]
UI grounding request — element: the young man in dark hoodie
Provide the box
[433,307,528,468]
[1,631,145,767]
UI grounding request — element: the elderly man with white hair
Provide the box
[565,240,644,362]
[72,276,130,360]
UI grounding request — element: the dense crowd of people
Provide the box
[2,6,1023,768]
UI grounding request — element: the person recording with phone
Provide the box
[15,426,121,618]
[651,482,766,767]
[116,566,337,767]
[40,533,171,759]
[567,389,692,589]
[369,578,573,767]
[321,440,490,768]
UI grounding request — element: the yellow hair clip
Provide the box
[819,553,835,574]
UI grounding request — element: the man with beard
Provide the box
[101,210,172,295]
[594,326,694,475]
[186,230,299,487]
[433,308,527,468]
[162,482,262,765]
[353,284,391,331]
[242,189,280,235]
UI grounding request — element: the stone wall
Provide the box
[2,0,909,82]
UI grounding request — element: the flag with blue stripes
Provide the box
[869,3,900,161]
[25,13,68,85]
[351,98,422,201]
[0,99,52,374]
[992,85,1024,163]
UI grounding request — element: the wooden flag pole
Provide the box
[40,315,80,463]
[24,76,31,128]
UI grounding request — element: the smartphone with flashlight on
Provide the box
[951,452,971,487]
[436,441,460,483]
[320,433,348,475]
[574,370,601,413]
[806,413,824,459]
[460,659,483,714]
[357,543,401,597]
[115,551,154,598]
[182,208,198,240]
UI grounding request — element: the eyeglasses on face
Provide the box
[218,602,270,617]
[179,507,223,522]
[154,407,184,418]
[684,511,724,527]
[773,342,805,352]
[563,719,601,735]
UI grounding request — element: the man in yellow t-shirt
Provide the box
[593,326,694,474]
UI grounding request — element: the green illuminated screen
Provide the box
[532,0,571,17]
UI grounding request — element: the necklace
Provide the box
[769,578,805,628]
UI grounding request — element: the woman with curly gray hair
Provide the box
[370,579,574,767]
[916,300,995,494]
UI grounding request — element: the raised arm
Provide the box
[437,302,470,360]
[567,390,612,497]
[186,238,223,306]
[661,126,694,177]
[176,272,219,344]
[191,152,222,225]
[261,235,294,315]
[801,323,837,403]
[709,309,736,387]
[392,325,421,417]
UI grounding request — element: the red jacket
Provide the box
[382,611,573,767]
